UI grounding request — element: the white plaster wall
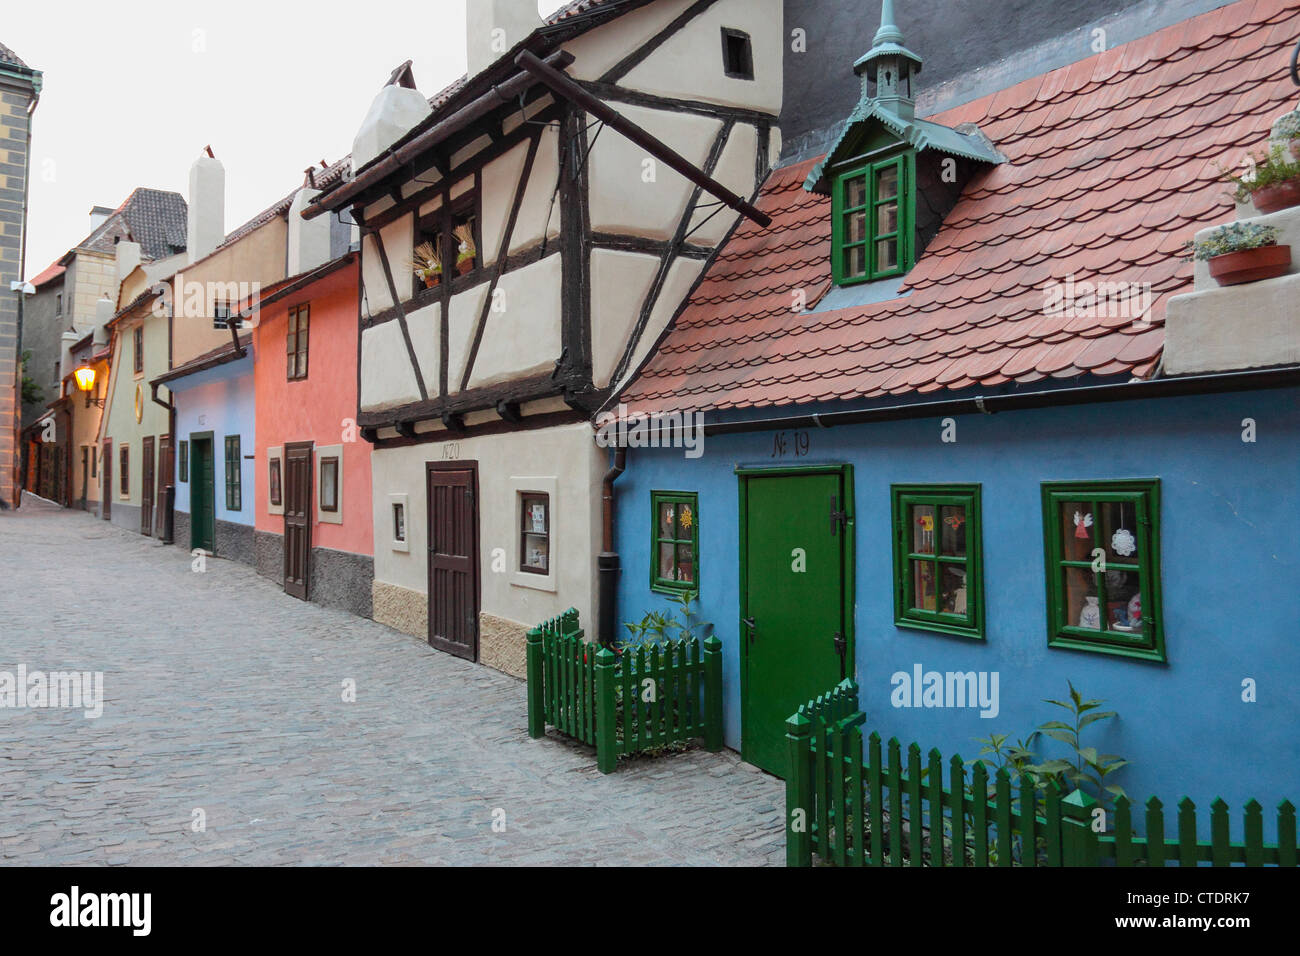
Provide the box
[446,283,491,391]
[480,126,562,265]
[620,0,784,114]
[361,214,413,316]
[590,248,660,388]
[369,421,604,631]
[464,253,563,390]
[405,299,441,392]
[615,256,706,397]
[360,321,421,411]
[686,122,758,245]
[565,0,698,81]
[587,104,723,239]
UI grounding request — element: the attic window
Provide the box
[213,299,242,331]
[721,28,754,80]
[832,154,912,285]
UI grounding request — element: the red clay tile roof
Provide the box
[30,261,65,287]
[619,0,1300,415]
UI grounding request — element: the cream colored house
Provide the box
[307,0,782,674]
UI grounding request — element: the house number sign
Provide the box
[441,442,462,460]
[771,430,811,459]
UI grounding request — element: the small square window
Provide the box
[320,456,339,513]
[213,300,242,331]
[268,457,281,506]
[393,502,406,542]
[1041,479,1164,662]
[721,28,754,80]
[520,493,550,574]
[651,491,699,593]
[892,484,983,640]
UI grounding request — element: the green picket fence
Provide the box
[786,679,1298,867]
[526,609,723,773]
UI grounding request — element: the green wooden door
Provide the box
[190,436,215,553]
[739,466,854,776]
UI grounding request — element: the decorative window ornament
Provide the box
[1111,502,1136,557]
[1073,510,1093,539]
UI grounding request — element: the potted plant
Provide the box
[412,241,442,288]
[1184,221,1290,286]
[453,224,476,276]
[1224,143,1300,214]
[1272,110,1300,162]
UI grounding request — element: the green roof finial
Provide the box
[874,0,904,46]
[854,0,923,118]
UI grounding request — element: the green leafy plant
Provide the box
[973,731,1040,780]
[1184,221,1279,261]
[1025,681,1128,808]
[1220,143,1300,202]
[620,589,712,651]
[1272,110,1300,141]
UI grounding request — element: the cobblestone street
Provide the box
[0,497,784,866]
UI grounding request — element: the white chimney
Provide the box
[466,0,543,77]
[115,239,141,284]
[352,83,431,173]
[88,205,114,231]
[60,330,81,387]
[85,295,115,340]
[187,150,226,264]
[288,188,331,275]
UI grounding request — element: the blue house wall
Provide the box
[612,386,1300,822]
[170,354,255,528]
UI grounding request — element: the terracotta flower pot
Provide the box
[1250,178,1300,214]
[423,274,440,289]
[1207,244,1291,286]
[456,258,473,276]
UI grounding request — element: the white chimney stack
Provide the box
[467,0,544,77]
[114,239,141,284]
[352,82,431,173]
[288,188,331,275]
[187,150,226,264]
[88,205,114,231]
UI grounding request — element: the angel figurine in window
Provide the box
[1073,510,1093,539]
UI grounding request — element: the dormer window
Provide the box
[832,154,912,285]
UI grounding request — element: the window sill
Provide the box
[651,582,697,597]
[894,616,983,641]
[1048,632,1166,664]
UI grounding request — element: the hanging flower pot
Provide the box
[1186,222,1290,287]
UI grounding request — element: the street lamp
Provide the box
[74,361,104,407]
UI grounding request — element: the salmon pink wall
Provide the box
[253,260,372,556]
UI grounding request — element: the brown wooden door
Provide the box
[427,462,479,660]
[156,436,173,539]
[101,439,111,520]
[283,442,313,600]
[140,436,155,536]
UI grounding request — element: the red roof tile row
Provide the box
[619,0,1300,415]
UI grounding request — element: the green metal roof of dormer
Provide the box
[803,99,1006,194]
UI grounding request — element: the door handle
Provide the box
[742,617,757,643]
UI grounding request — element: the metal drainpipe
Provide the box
[597,446,627,647]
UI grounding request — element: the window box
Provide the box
[651,491,699,594]
[891,484,983,639]
[1041,479,1165,663]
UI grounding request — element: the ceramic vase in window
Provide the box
[1078,595,1101,630]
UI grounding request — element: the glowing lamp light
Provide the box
[74,363,97,392]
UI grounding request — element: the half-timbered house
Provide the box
[306,0,782,674]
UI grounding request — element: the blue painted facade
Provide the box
[170,353,255,527]
[613,386,1300,821]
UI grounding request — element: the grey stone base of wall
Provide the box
[255,530,283,585]
[255,531,372,618]
[480,612,528,680]
[173,510,190,550]
[310,547,373,619]
[214,519,255,567]
[109,502,142,535]
[372,580,426,639]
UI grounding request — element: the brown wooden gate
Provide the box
[283,442,313,600]
[427,461,480,661]
[140,436,155,536]
[101,439,112,520]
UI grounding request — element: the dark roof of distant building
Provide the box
[0,40,29,69]
[70,188,189,261]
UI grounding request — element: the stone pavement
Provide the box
[0,496,785,865]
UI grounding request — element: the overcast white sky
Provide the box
[9,0,559,279]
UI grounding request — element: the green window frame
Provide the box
[891,484,984,639]
[224,435,242,511]
[179,440,188,483]
[651,491,699,594]
[1041,479,1164,663]
[831,152,913,286]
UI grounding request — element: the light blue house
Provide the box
[605,2,1300,823]
[153,334,256,564]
